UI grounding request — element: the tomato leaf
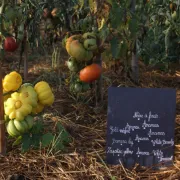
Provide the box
[61,130,72,144]
[110,5,123,29]
[54,140,65,151]
[30,119,44,134]
[57,122,65,132]
[119,41,128,58]
[31,134,42,149]
[41,133,54,148]
[128,16,138,38]
[57,122,72,144]
[110,37,120,59]
[21,134,32,153]
[99,24,110,44]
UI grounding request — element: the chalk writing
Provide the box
[112,139,127,145]
[123,148,133,156]
[147,111,159,122]
[136,147,150,157]
[142,120,159,129]
[152,150,164,159]
[119,129,131,134]
[107,147,123,156]
[109,126,119,134]
[128,138,134,147]
[107,87,176,167]
[133,112,143,120]
[112,138,134,147]
[151,139,174,147]
[159,156,173,162]
[133,111,159,122]
[162,139,174,146]
[151,139,162,146]
[124,123,140,132]
[109,126,131,135]
[135,135,149,142]
[148,129,165,137]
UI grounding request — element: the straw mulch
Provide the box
[0,57,180,180]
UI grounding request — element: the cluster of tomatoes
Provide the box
[65,33,102,93]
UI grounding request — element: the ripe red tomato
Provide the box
[4,37,18,52]
[79,63,102,83]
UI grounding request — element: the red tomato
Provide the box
[4,37,18,52]
[79,63,102,83]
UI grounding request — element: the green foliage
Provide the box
[10,116,72,153]
[137,0,180,68]
[110,37,120,59]
[41,133,54,148]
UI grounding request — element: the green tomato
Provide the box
[67,58,79,72]
[83,39,97,51]
[171,11,177,21]
[74,83,82,93]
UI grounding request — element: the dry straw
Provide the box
[0,59,180,180]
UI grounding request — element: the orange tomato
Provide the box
[79,63,102,83]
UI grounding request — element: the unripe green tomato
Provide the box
[171,11,177,20]
[66,58,79,72]
[74,83,82,93]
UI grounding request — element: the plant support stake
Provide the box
[0,0,6,155]
[130,0,139,84]
[0,65,5,155]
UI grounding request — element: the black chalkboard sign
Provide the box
[106,87,176,168]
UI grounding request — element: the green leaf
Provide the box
[31,134,41,149]
[119,41,128,58]
[99,24,110,43]
[128,16,138,38]
[41,133,54,148]
[54,140,65,151]
[110,37,120,59]
[21,134,32,153]
[57,122,65,132]
[61,130,72,144]
[110,5,123,28]
[30,119,44,134]
[57,122,72,144]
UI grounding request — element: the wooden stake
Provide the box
[0,64,6,155]
[0,0,6,155]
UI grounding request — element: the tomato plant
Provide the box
[137,0,180,69]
